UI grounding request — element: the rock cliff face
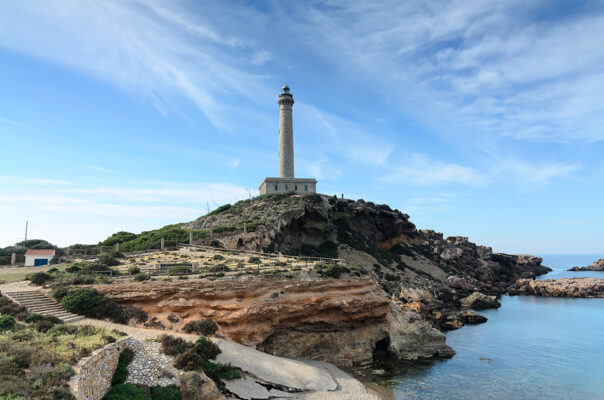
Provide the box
[509,278,604,297]
[568,259,604,271]
[96,276,453,367]
[183,193,549,332]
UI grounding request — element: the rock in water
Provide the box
[460,292,501,310]
[509,278,604,298]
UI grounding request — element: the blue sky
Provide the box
[1,0,603,254]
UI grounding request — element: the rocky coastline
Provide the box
[568,258,604,271]
[509,277,604,298]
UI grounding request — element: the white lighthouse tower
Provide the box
[259,85,317,195]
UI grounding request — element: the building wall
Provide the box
[259,178,316,195]
[24,255,54,266]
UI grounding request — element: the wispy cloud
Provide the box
[0,0,271,129]
[288,1,604,143]
[383,154,485,187]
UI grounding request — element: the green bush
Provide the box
[29,272,53,285]
[321,264,350,278]
[129,266,141,275]
[100,231,138,247]
[193,336,221,362]
[0,315,16,331]
[160,335,192,356]
[151,386,181,400]
[182,319,218,336]
[247,256,261,264]
[48,267,59,273]
[65,265,81,273]
[111,348,134,385]
[202,361,241,382]
[385,273,398,281]
[174,349,205,371]
[61,288,108,317]
[25,313,62,325]
[212,254,224,261]
[103,383,149,400]
[207,203,231,216]
[134,273,149,282]
[0,294,28,320]
[99,254,121,267]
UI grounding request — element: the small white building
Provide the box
[24,249,55,267]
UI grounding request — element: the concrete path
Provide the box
[215,339,337,392]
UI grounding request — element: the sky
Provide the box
[1,0,603,254]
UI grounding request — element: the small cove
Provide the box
[367,254,604,399]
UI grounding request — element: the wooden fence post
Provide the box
[161,238,165,250]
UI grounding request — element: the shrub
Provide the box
[70,275,96,285]
[247,256,261,264]
[35,318,60,333]
[25,313,62,325]
[129,266,141,275]
[103,383,149,400]
[212,254,224,261]
[151,386,182,400]
[0,294,28,320]
[182,319,218,336]
[61,288,108,317]
[321,264,350,279]
[385,273,398,281]
[99,254,121,266]
[29,272,53,285]
[134,273,150,282]
[65,265,81,273]
[193,336,221,362]
[303,193,323,204]
[160,335,191,356]
[47,267,59,273]
[0,315,16,331]
[111,349,134,385]
[207,203,231,216]
[203,361,241,382]
[174,349,205,371]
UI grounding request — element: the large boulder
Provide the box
[386,302,455,359]
[460,292,501,310]
[179,371,224,400]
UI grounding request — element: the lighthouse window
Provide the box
[274,185,278,190]
[295,185,298,190]
[305,185,308,191]
[285,185,288,190]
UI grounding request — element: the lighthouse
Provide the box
[259,85,317,195]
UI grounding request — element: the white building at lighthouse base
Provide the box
[259,177,317,195]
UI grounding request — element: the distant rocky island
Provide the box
[568,259,604,271]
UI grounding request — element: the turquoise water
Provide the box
[387,254,604,400]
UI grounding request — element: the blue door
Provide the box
[34,258,48,266]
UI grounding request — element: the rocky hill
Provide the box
[185,193,549,294]
[183,192,550,331]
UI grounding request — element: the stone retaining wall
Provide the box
[70,337,132,400]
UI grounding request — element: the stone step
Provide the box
[4,291,84,323]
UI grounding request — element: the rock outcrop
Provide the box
[180,193,550,335]
[460,292,502,310]
[569,259,604,271]
[509,278,604,298]
[96,276,453,367]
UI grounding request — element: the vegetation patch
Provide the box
[60,288,148,324]
[0,320,121,399]
[182,319,218,336]
[111,348,134,385]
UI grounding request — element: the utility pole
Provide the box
[24,220,28,245]
[206,202,210,215]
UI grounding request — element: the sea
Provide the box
[372,254,604,400]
